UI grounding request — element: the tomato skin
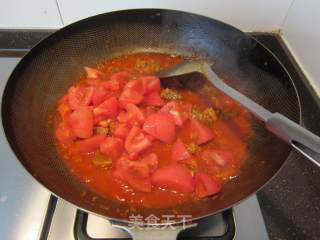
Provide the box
[151,164,194,193]
[68,86,94,110]
[201,149,232,167]
[125,126,152,156]
[100,137,123,159]
[171,139,191,162]
[113,124,129,139]
[160,101,189,126]
[113,157,152,192]
[141,76,160,93]
[189,119,214,144]
[143,92,164,106]
[142,113,176,143]
[119,88,143,107]
[79,135,106,153]
[194,172,221,198]
[68,106,93,138]
[93,96,119,118]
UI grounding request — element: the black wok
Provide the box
[1,8,300,237]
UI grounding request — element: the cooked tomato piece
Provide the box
[55,122,76,143]
[57,102,71,120]
[105,71,128,91]
[84,67,105,79]
[93,115,106,125]
[124,79,146,95]
[85,78,102,86]
[68,106,93,138]
[125,126,152,156]
[117,104,145,126]
[100,137,123,159]
[126,104,145,123]
[141,76,160,93]
[160,101,189,126]
[189,119,214,144]
[151,164,194,193]
[194,172,222,198]
[113,124,129,139]
[143,92,164,106]
[139,153,158,173]
[93,97,119,118]
[142,113,176,143]
[201,149,233,167]
[92,86,108,106]
[68,86,94,110]
[79,135,106,153]
[119,88,143,107]
[113,157,152,192]
[171,139,191,162]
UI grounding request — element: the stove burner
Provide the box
[74,209,235,240]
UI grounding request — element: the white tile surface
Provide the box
[57,0,293,31]
[0,0,63,28]
[282,0,320,96]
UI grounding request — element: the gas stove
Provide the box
[3,29,320,239]
[0,56,269,240]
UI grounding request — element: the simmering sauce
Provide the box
[54,53,251,208]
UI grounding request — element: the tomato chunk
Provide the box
[79,135,105,153]
[119,88,143,107]
[126,104,145,123]
[151,164,194,193]
[100,137,123,159]
[105,71,128,92]
[68,86,94,110]
[143,92,164,106]
[141,76,160,93]
[113,124,129,139]
[68,106,93,138]
[117,104,145,126]
[171,139,191,162]
[139,153,158,173]
[92,86,108,106]
[55,122,76,143]
[194,172,222,198]
[57,102,71,120]
[125,126,152,156]
[101,72,128,92]
[160,101,189,126]
[189,119,214,144]
[143,113,176,143]
[124,79,146,95]
[114,157,151,192]
[201,149,233,167]
[93,96,119,118]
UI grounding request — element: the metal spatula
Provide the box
[156,61,320,166]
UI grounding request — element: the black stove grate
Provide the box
[73,209,235,240]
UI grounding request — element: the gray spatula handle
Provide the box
[202,63,320,167]
[266,113,320,166]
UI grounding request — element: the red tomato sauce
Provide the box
[54,53,251,208]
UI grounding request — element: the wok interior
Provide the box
[1,9,299,223]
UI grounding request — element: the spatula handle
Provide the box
[266,113,320,166]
